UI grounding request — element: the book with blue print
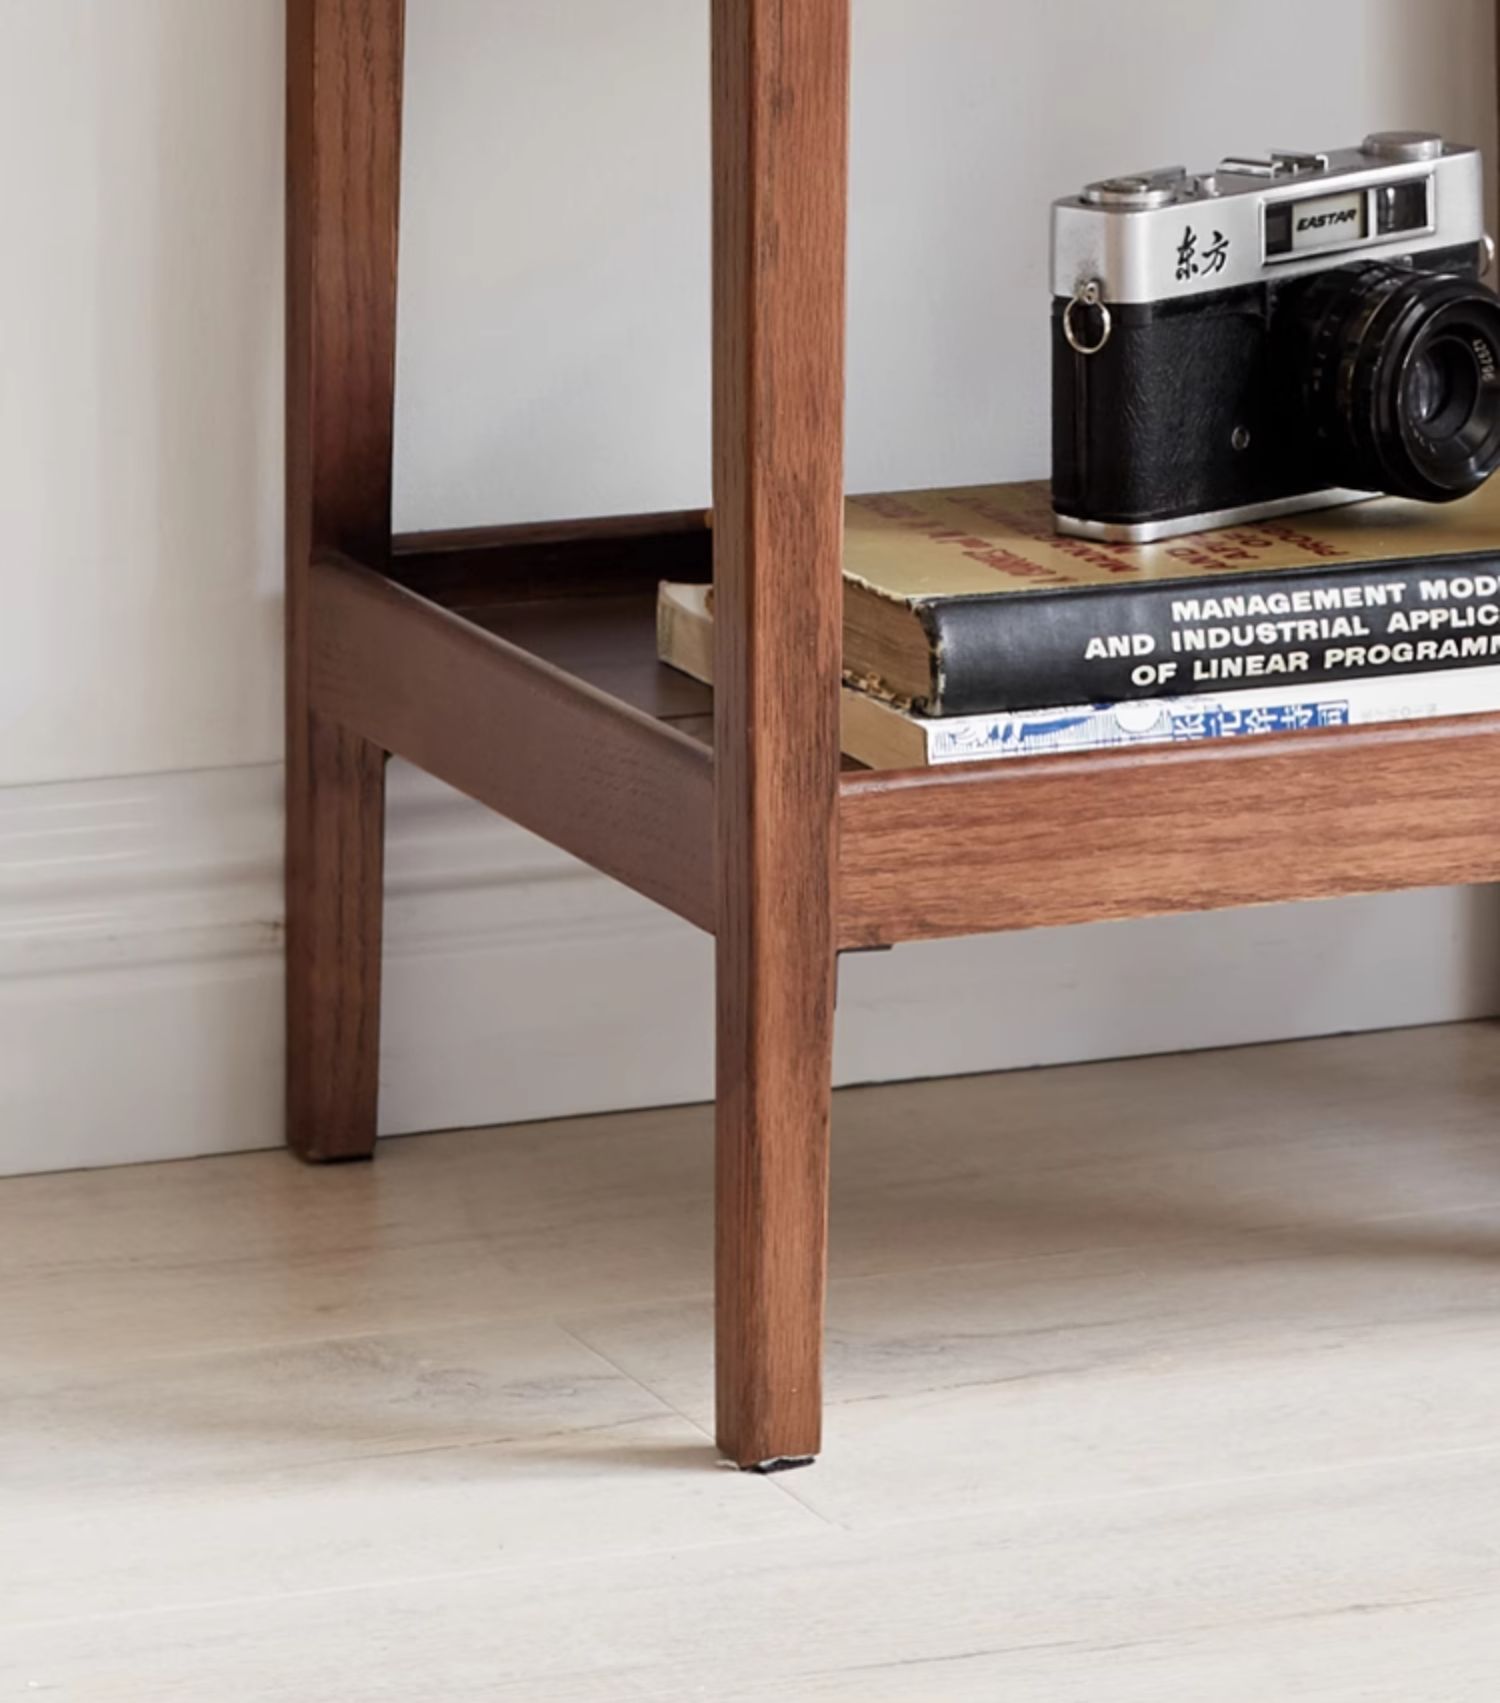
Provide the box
[657,580,1500,770]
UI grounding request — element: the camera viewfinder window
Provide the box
[1376,179,1433,237]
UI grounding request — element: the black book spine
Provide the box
[920,554,1500,715]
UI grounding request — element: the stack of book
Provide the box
[657,479,1500,766]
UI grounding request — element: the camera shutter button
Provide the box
[1362,131,1444,163]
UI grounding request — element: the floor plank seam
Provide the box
[0,1524,850,1640]
[555,1322,843,1525]
[769,1436,1500,1538]
[816,1194,1500,1293]
[0,1287,720,1380]
[553,1319,714,1436]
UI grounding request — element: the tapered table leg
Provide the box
[284,0,404,1160]
[285,709,386,1163]
[710,0,851,1468]
[715,934,837,1468]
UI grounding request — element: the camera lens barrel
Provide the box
[1291,261,1500,503]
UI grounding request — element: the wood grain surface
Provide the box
[310,555,715,931]
[460,593,715,724]
[284,0,406,1160]
[283,713,387,1162]
[838,714,1500,946]
[711,0,851,1466]
[391,511,712,605]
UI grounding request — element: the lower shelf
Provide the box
[309,523,1500,951]
[310,553,716,933]
[839,715,1500,944]
[454,589,716,743]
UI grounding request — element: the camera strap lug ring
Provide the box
[1064,280,1113,356]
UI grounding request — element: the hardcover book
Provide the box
[657,581,1500,769]
[843,478,1500,714]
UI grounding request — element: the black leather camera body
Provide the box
[1051,135,1500,543]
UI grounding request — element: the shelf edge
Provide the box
[308,553,716,933]
[838,712,1500,945]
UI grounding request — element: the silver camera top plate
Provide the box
[1053,134,1484,306]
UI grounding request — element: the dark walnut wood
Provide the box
[711,0,851,1468]
[392,510,712,606]
[284,713,386,1162]
[310,556,715,932]
[285,0,405,1161]
[839,715,1500,946]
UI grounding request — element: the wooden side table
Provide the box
[285,0,1500,1469]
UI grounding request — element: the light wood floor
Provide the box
[5,1024,1500,1699]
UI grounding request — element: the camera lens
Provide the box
[1288,262,1500,502]
[1407,337,1481,440]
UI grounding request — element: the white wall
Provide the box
[4,0,1499,1173]
[395,0,1500,522]
[0,1,284,787]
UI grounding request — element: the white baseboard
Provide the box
[4,761,1498,1176]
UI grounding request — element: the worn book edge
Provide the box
[658,580,1500,768]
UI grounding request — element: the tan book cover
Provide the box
[838,480,1500,713]
[658,579,1500,770]
[656,581,932,770]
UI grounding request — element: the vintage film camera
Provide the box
[1052,133,1500,542]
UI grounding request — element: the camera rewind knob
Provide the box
[1081,168,1187,210]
